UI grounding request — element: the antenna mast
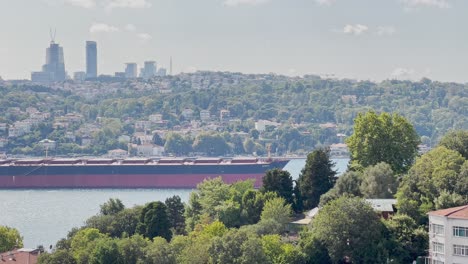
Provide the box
[49,28,56,43]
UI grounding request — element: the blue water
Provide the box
[0,158,348,248]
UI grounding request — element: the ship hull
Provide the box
[0,160,289,188]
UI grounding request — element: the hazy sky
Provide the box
[0,0,467,82]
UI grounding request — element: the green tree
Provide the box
[38,250,76,264]
[165,195,186,235]
[117,234,149,264]
[259,197,292,234]
[0,226,23,252]
[262,234,305,264]
[360,162,397,198]
[346,111,420,173]
[164,132,192,156]
[100,198,125,215]
[396,146,466,223]
[137,201,172,241]
[152,133,165,146]
[299,232,332,264]
[192,133,231,156]
[438,130,468,159]
[384,214,428,263]
[70,228,106,264]
[89,238,122,264]
[311,196,388,264]
[297,148,336,209]
[319,170,363,207]
[144,237,176,264]
[261,169,294,206]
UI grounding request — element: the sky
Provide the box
[0,0,467,82]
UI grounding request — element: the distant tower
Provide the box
[32,30,66,82]
[141,61,157,79]
[170,56,173,75]
[86,41,97,79]
[125,63,138,78]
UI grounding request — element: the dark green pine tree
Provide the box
[298,147,336,210]
[261,168,294,206]
[137,201,172,241]
[165,195,186,235]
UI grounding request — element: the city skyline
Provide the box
[0,0,467,82]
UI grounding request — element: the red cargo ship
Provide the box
[0,158,290,188]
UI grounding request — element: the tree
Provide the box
[100,198,125,215]
[70,228,106,264]
[137,202,172,241]
[117,234,149,264]
[38,250,76,264]
[208,229,268,264]
[396,146,466,223]
[152,133,165,146]
[346,111,420,174]
[297,148,336,209]
[192,133,231,156]
[360,162,397,199]
[311,196,388,264]
[89,238,122,264]
[259,197,292,233]
[384,214,428,263]
[164,133,192,156]
[438,130,468,159]
[0,226,23,252]
[261,169,294,206]
[262,234,305,264]
[144,237,176,264]
[165,195,186,235]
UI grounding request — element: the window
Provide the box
[431,224,444,235]
[432,242,445,254]
[453,244,468,256]
[431,260,444,264]
[453,226,468,237]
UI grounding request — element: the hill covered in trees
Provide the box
[0,72,466,156]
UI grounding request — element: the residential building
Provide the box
[426,205,468,264]
[0,248,40,264]
[86,41,97,78]
[365,199,397,220]
[200,110,210,122]
[255,119,280,132]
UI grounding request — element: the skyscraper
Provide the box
[125,63,138,78]
[31,40,66,83]
[141,61,157,79]
[86,41,97,79]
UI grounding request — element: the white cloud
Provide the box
[399,0,451,8]
[105,0,151,9]
[65,0,96,8]
[125,24,137,31]
[376,26,396,36]
[137,33,152,41]
[89,23,120,33]
[391,67,415,80]
[224,0,270,7]
[315,0,336,6]
[343,24,369,36]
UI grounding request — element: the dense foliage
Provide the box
[1,73,466,156]
[346,111,420,173]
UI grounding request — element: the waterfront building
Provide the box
[86,41,97,78]
[426,205,468,264]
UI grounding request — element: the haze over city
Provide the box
[0,0,467,82]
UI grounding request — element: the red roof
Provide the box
[428,205,468,219]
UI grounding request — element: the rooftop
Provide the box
[428,205,468,219]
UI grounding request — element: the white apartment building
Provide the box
[427,205,468,264]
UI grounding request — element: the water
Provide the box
[0,158,348,248]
